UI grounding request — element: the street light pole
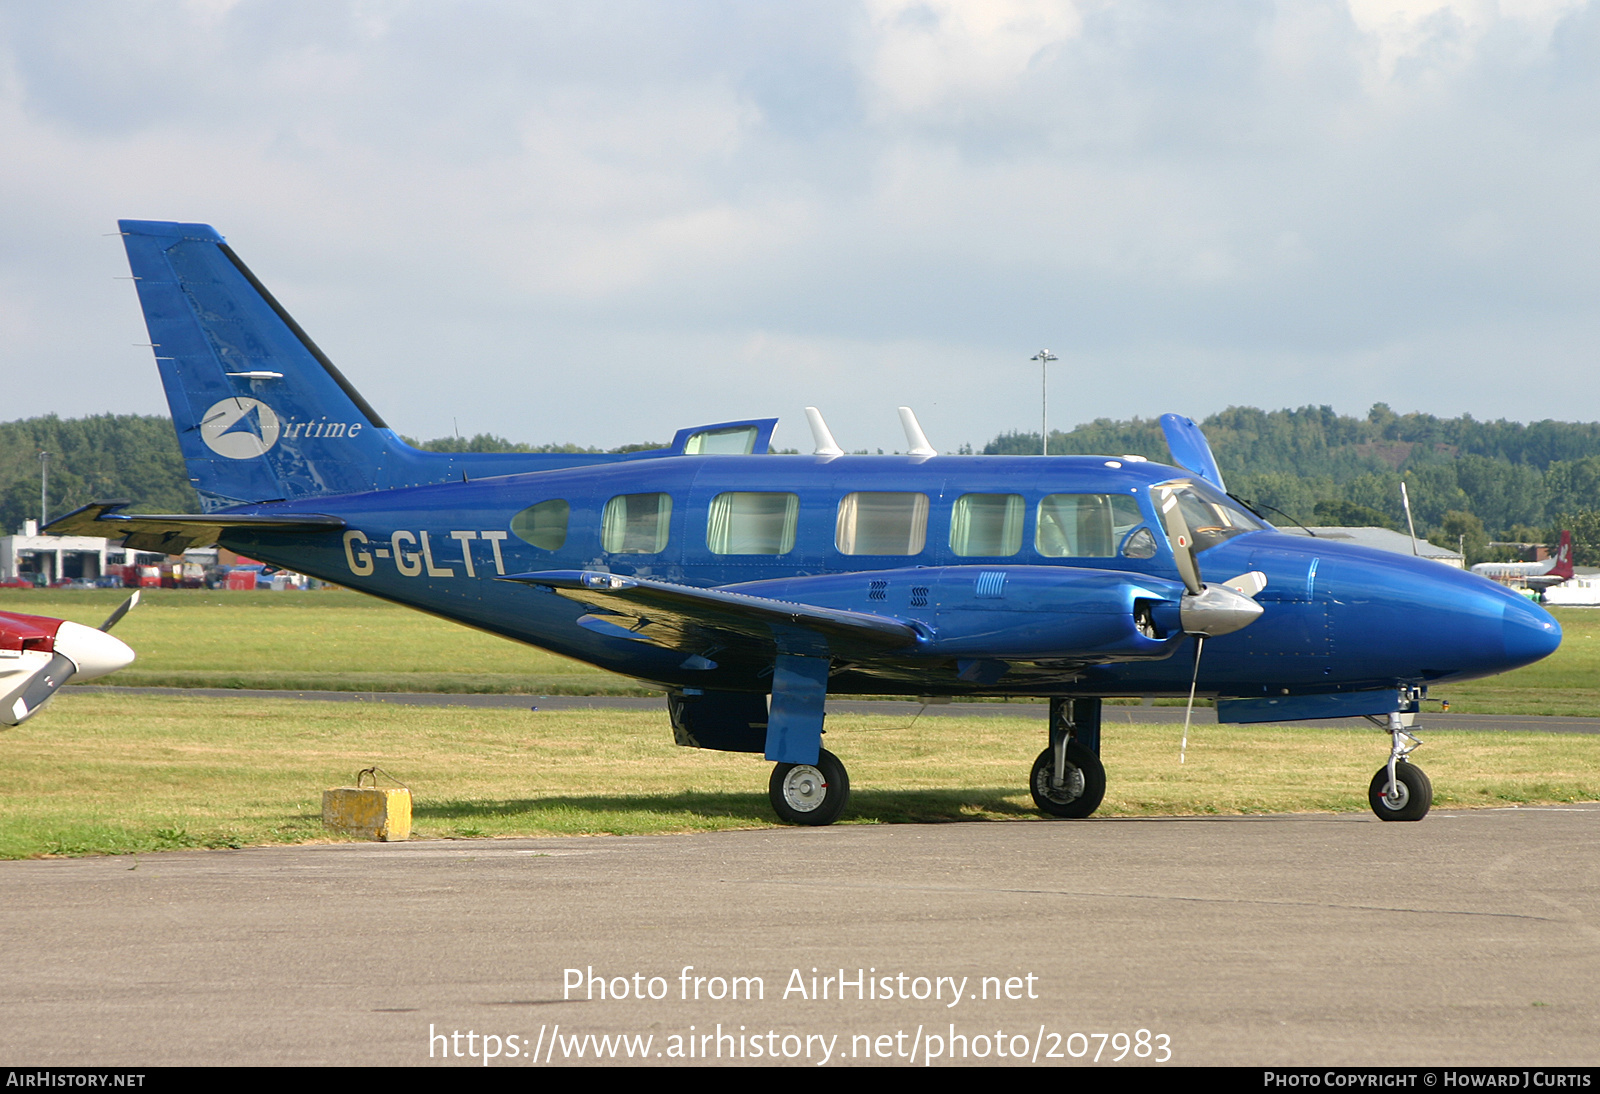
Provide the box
[39,451,49,528]
[1031,350,1057,455]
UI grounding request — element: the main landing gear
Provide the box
[1368,711,1432,821]
[768,748,850,826]
[1030,742,1106,818]
[1029,697,1107,818]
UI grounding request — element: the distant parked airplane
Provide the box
[1471,531,1574,590]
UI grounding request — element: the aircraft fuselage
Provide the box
[213,452,1558,701]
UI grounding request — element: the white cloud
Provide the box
[0,0,1598,450]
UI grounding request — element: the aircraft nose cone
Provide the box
[1502,597,1561,668]
[52,621,136,681]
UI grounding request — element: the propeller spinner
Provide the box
[1,592,138,727]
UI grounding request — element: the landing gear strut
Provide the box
[769,748,850,826]
[1368,711,1432,821]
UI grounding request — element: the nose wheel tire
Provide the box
[769,748,850,826]
[1030,742,1107,818]
[1368,762,1432,822]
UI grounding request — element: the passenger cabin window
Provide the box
[1036,494,1145,558]
[707,492,798,555]
[510,499,570,551]
[950,493,1023,557]
[602,493,672,554]
[684,426,760,455]
[836,492,929,556]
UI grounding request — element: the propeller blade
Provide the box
[11,653,77,723]
[1157,487,1203,596]
[1218,571,1267,598]
[98,589,140,633]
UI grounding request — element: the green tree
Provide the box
[0,414,196,533]
[1546,510,1600,567]
[1429,511,1489,564]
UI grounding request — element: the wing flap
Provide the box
[504,570,921,658]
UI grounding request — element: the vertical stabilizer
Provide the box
[1159,413,1227,492]
[1552,530,1575,582]
[120,220,405,510]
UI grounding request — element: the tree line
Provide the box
[989,404,1600,564]
[4,407,1597,565]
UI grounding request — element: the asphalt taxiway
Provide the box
[2,806,1596,1066]
[82,685,1600,734]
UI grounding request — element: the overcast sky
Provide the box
[2,0,1597,453]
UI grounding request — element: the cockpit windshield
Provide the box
[1152,479,1266,553]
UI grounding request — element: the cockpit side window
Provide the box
[1035,494,1144,558]
[1152,480,1265,553]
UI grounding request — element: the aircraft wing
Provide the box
[44,502,345,554]
[503,570,921,660]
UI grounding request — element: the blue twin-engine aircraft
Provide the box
[49,220,1563,825]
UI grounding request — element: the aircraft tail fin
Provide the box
[1159,414,1227,493]
[119,220,414,510]
[1551,530,1575,581]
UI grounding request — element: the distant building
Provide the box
[2,520,112,583]
[0,520,164,585]
[1281,526,1464,568]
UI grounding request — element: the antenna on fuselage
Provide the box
[804,407,843,457]
[897,407,936,457]
[1400,481,1420,556]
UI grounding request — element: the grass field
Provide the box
[1,588,1595,857]
[2,691,1597,859]
[0,587,652,695]
[1,588,1596,715]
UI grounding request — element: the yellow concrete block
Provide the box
[322,786,412,841]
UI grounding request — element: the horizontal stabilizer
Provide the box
[45,502,344,554]
[503,570,921,659]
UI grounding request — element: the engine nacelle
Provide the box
[730,565,1187,662]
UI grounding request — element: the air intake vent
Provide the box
[975,571,1006,598]
[869,579,888,601]
[910,586,929,607]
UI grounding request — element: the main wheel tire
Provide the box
[769,748,850,826]
[1368,762,1432,822]
[1030,742,1107,818]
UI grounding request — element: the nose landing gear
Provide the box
[1368,711,1431,821]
